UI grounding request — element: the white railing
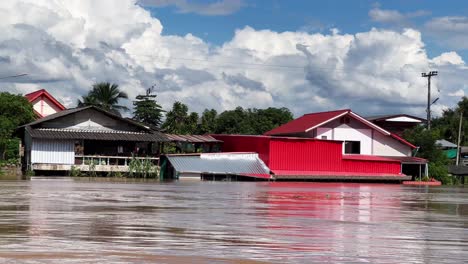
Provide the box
[75,155,159,166]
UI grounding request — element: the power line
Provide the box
[130,53,445,73]
[0,73,27,80]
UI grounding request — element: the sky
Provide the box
[0,0,467,118]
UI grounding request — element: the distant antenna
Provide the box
[421,71,438,130]
[146,84,156,96]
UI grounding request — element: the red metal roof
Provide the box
[343,154,427,163]
[264,109,416,149]
[342,154,400,162]
[385,156,428,163]
[24,89,66,111]
[264,109,350,136]
[390,133,417,149]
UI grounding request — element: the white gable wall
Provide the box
[42,109,139,131]
[32,97,62,117]
[373,132,412,157]
[312,114,412,156]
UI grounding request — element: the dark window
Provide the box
[344,141,360,154]
[321,136,327,140]
[340,116,350,124]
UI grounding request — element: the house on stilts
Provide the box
[19,106,168,174]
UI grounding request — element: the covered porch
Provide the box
[27,128,167,173]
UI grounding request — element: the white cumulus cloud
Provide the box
[137,0,245,16]
[0,0,466,118]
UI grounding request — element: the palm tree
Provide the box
[78,82,129,114]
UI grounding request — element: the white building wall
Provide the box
[31,139,74,165]
[32,97,61,117]
[313,115,412,156]
[316,127,332,139]
[334,125,373,155]
[372,132,412,157]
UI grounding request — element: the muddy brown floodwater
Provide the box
[0,177,467,263]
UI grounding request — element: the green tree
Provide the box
[214,106,294,135]
[403,126,450,183]
[215,107,253,134]
[197,109,217,134]
[251,107,294,134]
[0,92,35,160]
[78,82,128,114]
[432,96,468,146]
[132,88,164,128]
[162,101,199,134]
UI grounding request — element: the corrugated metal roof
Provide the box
[366,114,425,122]
[436,139,457,148]
[166,153,271,178]
[24,106,153,132]
[27,127,168,142]
[165,134,222,143]
[264,109,350,136]
[343,155,427,164]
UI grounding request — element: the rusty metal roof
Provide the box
[27,127,168,142]
[166,153,271,178]
[24,106,154,132]
[165,134,222,143]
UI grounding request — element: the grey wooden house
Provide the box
[21,106,168,173]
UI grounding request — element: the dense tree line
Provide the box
[161,102,294,135]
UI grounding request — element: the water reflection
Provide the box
[0,179,466,263]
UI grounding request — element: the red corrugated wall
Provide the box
[212,135,271,166]
[269,138,343,171]
[212,135,402,175]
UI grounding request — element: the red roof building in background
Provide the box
[24,89,66,118]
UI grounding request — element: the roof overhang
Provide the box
[26,127,169,142]
[25,89,66,111]
[304,111,349,132]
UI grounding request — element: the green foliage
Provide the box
[198,109,217,134]
[77,82,129,115]
[162,101,199,134]
[404,126,450,183]
[87,162,97,177]
[0,92,35,160]
[132,89,164,128]
[214,106,293,135]
[432,96,468,146]
[429,162,450,184]
[69,166,82,177]
[25,169,35,177]
[161,103,293,136]
[128,155,159,178]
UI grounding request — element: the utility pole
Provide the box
[421,71,438,130]
[456,111,463,166]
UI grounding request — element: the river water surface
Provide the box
[0,178,467,263]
